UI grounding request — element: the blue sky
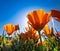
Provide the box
[0,0,60,35]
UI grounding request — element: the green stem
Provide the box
[38,31,42,44]
[47,45,49,51]
[38,30,43,51]
[8,35,10,41]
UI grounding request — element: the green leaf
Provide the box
[54,48,58,51]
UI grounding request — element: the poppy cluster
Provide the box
[0,9,60,51]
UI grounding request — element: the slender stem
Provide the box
[2,31,4,45]
[38,31,42,44]
[38,30,43,51]
[8,35,10,41]
[47,45,49,51]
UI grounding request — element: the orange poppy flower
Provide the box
[8,39,14,43]
[24,26,36,34]
[55,32,60,38]
[18,26,39,41]
[14,24,20,31]
[33,33,39,40]
[24,26,39,40]
[42,40,47,45]
[18,33,28,41]
[17,33,24,38]
[27,9,51,30]
[43,25,52,36]
[3,24,15,35]
[36,40,47,47]
[51,10,60,22]
[36,41,41,47]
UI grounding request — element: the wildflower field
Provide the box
[0,9,60,51]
